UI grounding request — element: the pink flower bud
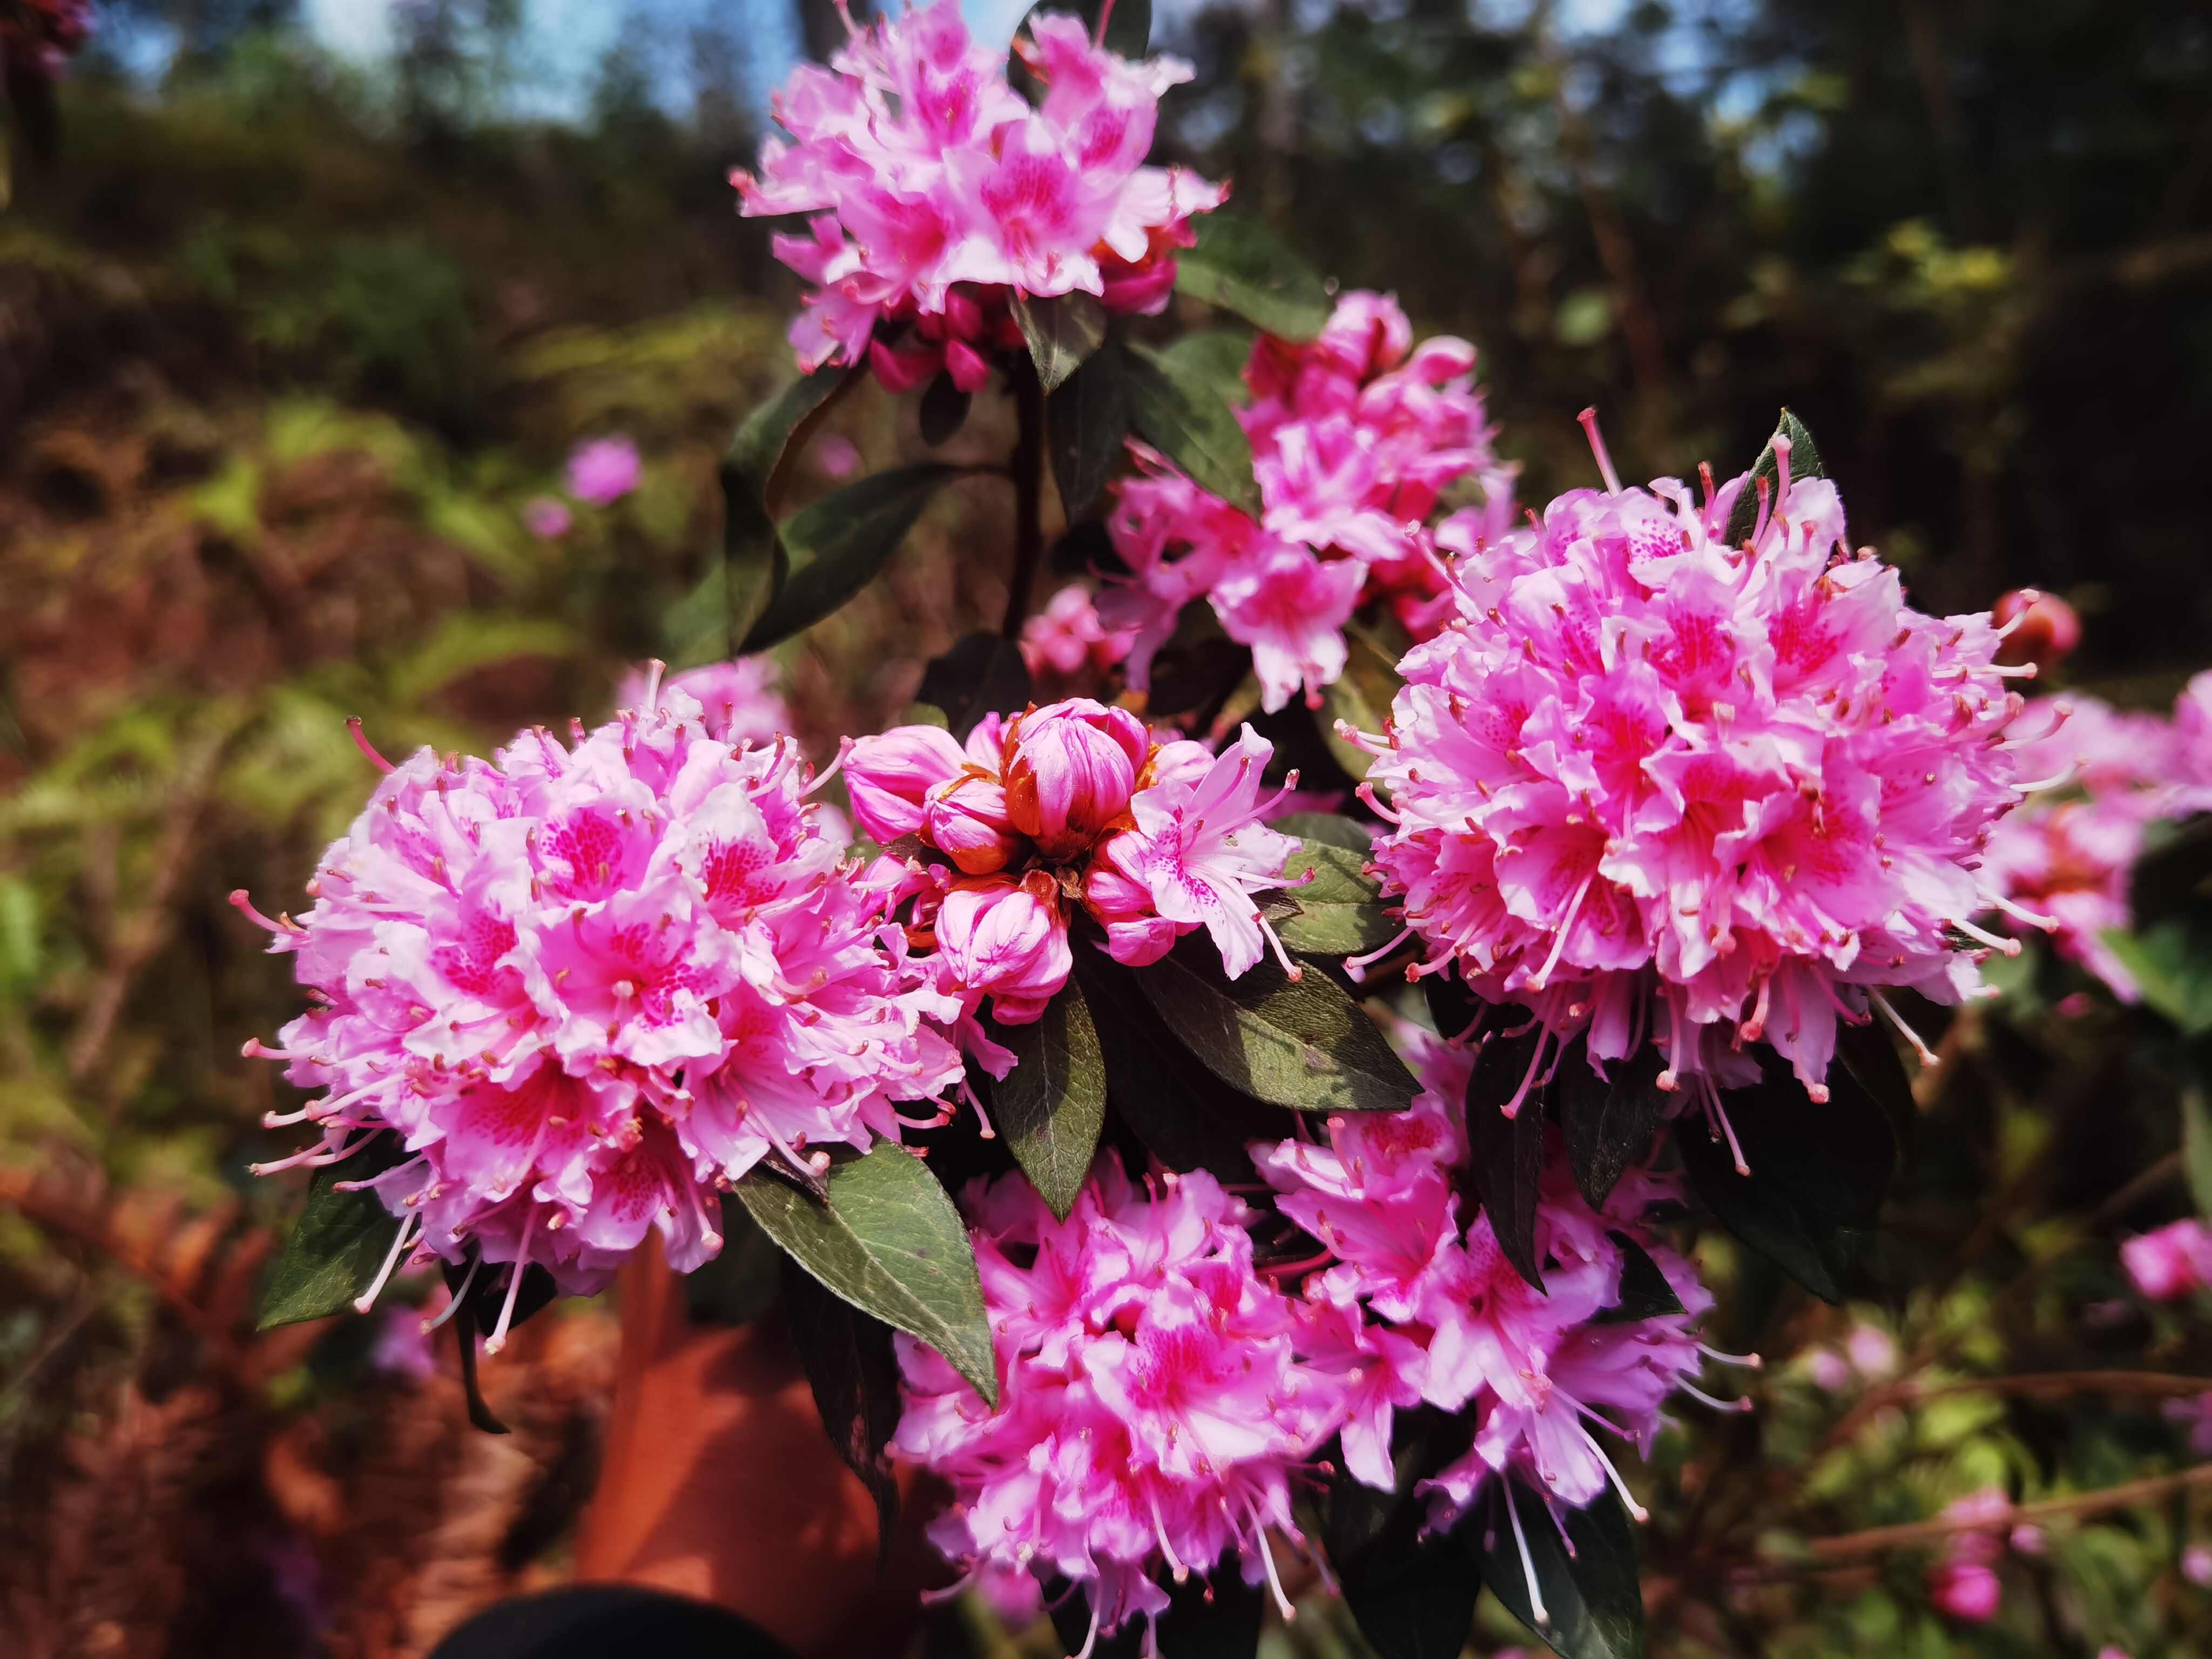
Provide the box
[934,874,1073,1024]
[1995,588,2081,672]
[2122,1218,2212,1301]
[1845,1323,1898,1380]
[923,774,1023,875]
[846,726,969,840]
[1002,699,1149,860]
[1928,1560,2002,1623]
[565,436,641,505]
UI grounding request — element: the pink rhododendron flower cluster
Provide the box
[236,680,961,1346]
[1984,672,2212,1000]
[1253,1029,1742,1560]
[1020,583,1137,692]
[2121,1217,2212,1301]
[845,700,1301,1053]
[732,0,1225,386]
[1359,420,2038,1140]
[1107,291,1511,712]
[892,1157,1344,1649]
[617,657,792,751]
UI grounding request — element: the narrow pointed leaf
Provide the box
[1174,213,1332,341]
[993,986,1109,1221]
[1468,1023,1547,1290]
[719,365,855,652]
[1013,289,1108,394]
[257,1133,412,1329]
[1475,1483,1644,1659]
[742,464,963,651]
[1134,936,1418,1114]
[736,1142,997,1405]
[1722,408,1824,549]
[1125,342,1261,516]
[1048,335,1131,518]
[1594,1232,1687,1323]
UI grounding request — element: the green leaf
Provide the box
[1319,623,1406,784]
[919,372,971,445]
[2102,920,2212,1035]
[994,986,1109,1221]
[1125,342,1262,517]
[2184,1086,2212,1219]
[1676,1049,1894,1304]
[1048,334,1131,519]
[1174,213,1333,341]
[1595,1233,1687,1323]
[1476,1484,1644,1659]
[915,632,1035,741]
[781,1258,904,1557]
[2128,813,2212,925]
[1468,1022,1547,1289]
[742,464,964,651]
[1835,1019,1917,1173]
[736,1142,997,1405]
[1270,812,1374,853]
[257,1134,413,1330]
[1156,327,1255,392]
[1274,837,1398,956]
[1012,289,1108,394]
[1326,1413,1481,1659]
[1559,1040,1669,1209]
[720,366,855,652]
[1721,408,1824,549]
[1134,935,1419,1114]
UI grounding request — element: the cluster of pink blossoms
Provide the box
[893,1158,1342,1649]
[1359,422,2038,1143]
[616,658,792,752]
[1983,672,2212,1000]
[237,679,962,1344]
[1254,1030,1738,1543]
[1926,1488,2045,1623]
[1106,291,1511,712]
[1020,583,1138,695]
[732,0,1225,387]
[845,699,1301,1058]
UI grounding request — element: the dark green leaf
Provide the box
[454,1316,510,1435]
[1157,327,1256,393]
[1595,1232,1686,1323]
[462,1260,558,1342]
[1013,289,1108,394]
[919,372,972,445]
[1835,1019,1917,1174]
[1271,812,1374,853]
[736,1142,997,1405]
[719,366,856,652]
[1174,214,1333,341]
[1560,1041,1669,1209]
[1048,335,1131,519]
[2128,813,2212,926]
[1125,342,1261,516]
[1134,935,1419,1114]
[1468,1023,1547,1289]
[1475,1484,1644,1659]
[1325,1414,1481,1659]
[1721,408,1824,549]
[2185,1086,2212,1219]
[1274,837,1398,956]
[743,464,963,651]
[257,1133,413,1330]
[1320,623,1406,784]
[781,1258,903,1556]
[916,632,1035,741]
[1423,968,1484,1043]
[2102,920,2212,1035]
[684,1195,785,1327]
[1158,1571,1264,1659]
[1071,948,1289,1182]
[994,985,1109,1221]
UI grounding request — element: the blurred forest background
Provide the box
[2,1,2210,1655]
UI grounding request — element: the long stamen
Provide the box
[1506,1487,1550,1627]
[483,1209,538,1355]
[423,1256,483,1333]
[1343,925,1414,982]
[2012,764,2075,794]
[1257,912,1304,982]
[1527,872,1594,993]
[1981,888,2059,930]
[1148,1491,1188,1582]
[347,717,395,773]
[1576,1426,1650,1522]
[1681,1380,1755,1414]
[1703,1076,1750,1177]
[1577,408,1623,495]
[1870,989,1940,1066]
[806,737,854,797]
[1697,1342,1764,1370]
[1501,1028,1550,1120]
[228,889,292,934]
[353,1213,419,1314]
[1248,1502,1297,1622]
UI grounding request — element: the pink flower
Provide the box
[733,0,1224,383]
[812,433,862,479]
[2164,1392,2212,1456]
[522,496,572,539]
[2182,1543,2212,1587]
[1362,416,2033,1118]
[1845,1323,1898,1380]
[565,435,641,505]
[617,659,790,749]
[1928,1559,2002,1623]
[237,680,963,1348]
[2122,1218,2212,1300]
[1021,584,1137,686]
[851,703,1299,1026]
[891,1156,1345,1649]
[1993,588,2081,672]
[1107,291,1512,711]
[1806,1348,1852,1392]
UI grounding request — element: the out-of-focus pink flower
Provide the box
[1020,584,1136,687]
[2173,1392,2212,1456]
[369,1298,441,1378]
[522,496,572,539]
[2182,1543,2212,1587]
[733,0,1224,386]
[1108,291,1511,712]
[617,659,790,749]
[849,705,1298,1030]
[1,0,92,78]
[1807,1348,1853,1392]
[812,433,862,479]
[237,682,963,1347]
[565,436,642,505]
[2123,1219,2212,1301]
[892,1156,1345,1650]
[1365,416,2030,1110]
[1928,1559,2002,1622]
[1845,1323,1899,1380]
[1993,588,2081,672]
